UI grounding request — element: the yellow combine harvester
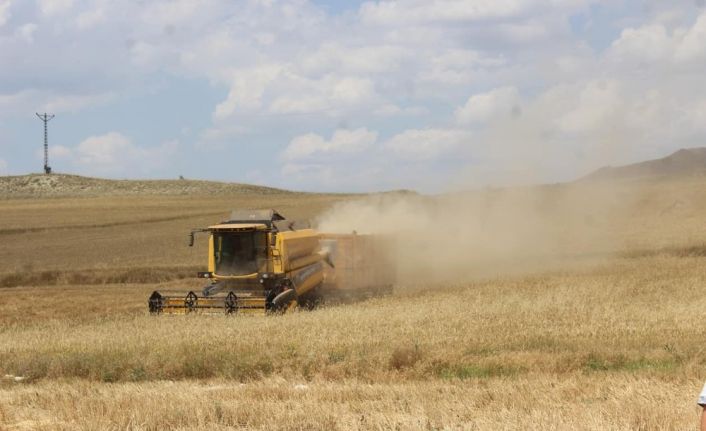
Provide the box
[149,209,392,315]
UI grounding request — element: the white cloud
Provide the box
[433,49,506,75]
[74,132,134,166]
[254,33,276,46]
[197,125,249,150]
[40,93,115,114]
[49,145,72,159]
[129,41,171,70]
[2,0,706,191]
[360,0,529,25]
[0,0,12,27]
[609,12,706,66]
[384,128,472,160]
[0,158,7,175]
[279,161,388,193]
[269,94,328,115]
[0,90,36,115]
[300,44,411,75]
[214,65,282,119]
[76,8,105,30]
[679,98,706,134]
[455,87,520,125]
[268,75,377,115]
[15,23,37,43]
[53,132,179,176]
[283,128,377,161]
[331,77,375,105]
[374,104,427,116]
[281,162,334,182]
[418,49,504,87]
[33,145,72,164]
[359,0,594,25]
[0,90,114,116]
[610,24,672,64]
[496,20,549,43]
[37,0,74,16]
[139,0,215,28]
[675,12,706,63]
[556,80,621,135]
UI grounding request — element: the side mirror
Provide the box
[188,228,208,247]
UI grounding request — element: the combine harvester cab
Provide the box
[149,209,327,315]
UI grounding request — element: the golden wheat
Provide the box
[2,177,706,430]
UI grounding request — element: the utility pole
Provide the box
[36,112,55,174]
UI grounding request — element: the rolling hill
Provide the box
[581,147,706,181]
[0,173,294,198]
[4,147,706,200]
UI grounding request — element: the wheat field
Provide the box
[2,175,706,430]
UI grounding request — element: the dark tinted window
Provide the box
[214,231,266,275]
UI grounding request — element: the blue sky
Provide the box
[1,0,705,192]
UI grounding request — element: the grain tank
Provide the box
[319,233,394,300]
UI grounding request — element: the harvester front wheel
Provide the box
[270,288,297,313]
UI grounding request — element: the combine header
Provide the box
[148,209,392,315]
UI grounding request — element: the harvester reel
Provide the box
[224,291,238,314]
[148,291,163,314]
[185,291,198,312]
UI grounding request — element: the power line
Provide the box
[36,112,55,174]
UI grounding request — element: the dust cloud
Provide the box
[316,182,641,284]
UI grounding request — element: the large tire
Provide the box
[297,284,323,310]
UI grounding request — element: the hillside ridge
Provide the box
[0,173,296,198]
[581,147,706,181]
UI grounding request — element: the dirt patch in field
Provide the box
[0,266,202,288]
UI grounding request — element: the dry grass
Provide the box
[1,253,706,429]
[0,376,700,430]
[2,175,706,429]
[2,254,705,382]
